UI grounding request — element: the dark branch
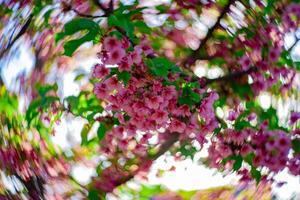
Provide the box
[109,132,180,189]
[287,35,300,52]
[0,14,33,59]
[150,132,180,160]
[71,8,106,18]
[206,66,257,84]
[183,0,235,67]
[93,0,109,13]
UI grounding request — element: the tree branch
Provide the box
[205,32,300,85]
[183,0,235,67]
[287,35,300,52]
[93,0,109,13]
[71,8,106,18]
[205,66,257,84]
[0,14,33,59]
[109,132,180,189]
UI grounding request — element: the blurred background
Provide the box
[0,0,300,199]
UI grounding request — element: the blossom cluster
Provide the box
[212,22,296,97]
[94,35,219,156]
[0,144,69,181]
[92,35,221,190]
[207,126,299,180]
[282,3,300,31]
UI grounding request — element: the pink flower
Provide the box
[260,120,269,130]
[133,144,147,156]
[276,135,290,150]
[126,123,137,137]
[121,37,130,49]
[151,110,169,124]
[253,154,263,167]
[114,126,125,139]
[105,76,121,90]
[240,144,252,156]
[239,56,251,70]
[227,110,238,121]
[105,47,126,65]
[268,46,281,62]
[132,101,149,115]
[153,82,162,93]
[185,124,197,136]
[173,105,191,117]
[162,86,177,100]
[115,112,125,124]
[139,37,154,56]
[103,36,122,50]
[248,112,256,121]
[74,0,90,13]
[94,82,108,99]
[257,61,268,71]
[145,96,163,109]
[288,156,300,175]
[92,63,110,79]
[290,112,300,124]
[169,119,186,133]
[130,47,142,64]
[119,139,128,151]
[119,56,133,72]
[219,145,232,157]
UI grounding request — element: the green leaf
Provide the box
[294,61,300,71]
[250,167,261,184]
[221,155,235,165]
[145,57,176,78]
[56,18,100,56]
[36,83,58,97]
[65,96,79,111]
[259,107,279,130]
[190,91,201,103]
[244,152,255,166]
[88,190,99,200]
[134,21,151,34]
[155,5,169,13]
[64,34,94,56]
[108,14,135,41]
[233,155,243,171]
[81,124,92,146]
[178,143,198,159]
[117,71,131,86]
[292,139,300,154]
[232,83,253,99]
[74,73,86,81]
[234,120,252,131]
[97,123,107,141]
[25,99,41,123]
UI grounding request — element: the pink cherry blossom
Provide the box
[105,47,126,65]
[94,82,108,99]
[239,55,251,70]
[169,118,186,133]
[151,110,169,125]
[92,63,110,79]
[145,96,163,109]
[103,36,122,50]
[290,112,300,124]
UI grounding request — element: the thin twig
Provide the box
[93,0,109,13]
[0,14,33,59]
[69,175,88,191]
[183,0,235,67]
[71,8,106,18]
[206,66,257,84]
[287,35,300,52]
